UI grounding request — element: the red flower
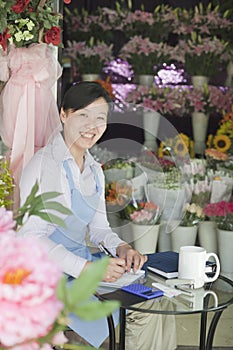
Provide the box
[44,26,61,46]
[11,0,31,14]
[0,28,11,51]
[64,0,72,3]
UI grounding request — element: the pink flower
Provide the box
[0,207,16,235]
[52,332,68,345]
[10,342,53,350]
[0,235,63,347]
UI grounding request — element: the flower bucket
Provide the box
[81,74,100,81]
[138,74,154,86]
[198,221,218,255]
[191,112,209,156]
[170,225,198,253]
[191,75,209,88]
[129,223,160,254]
[217,228,233,280]
[143,111,161,152]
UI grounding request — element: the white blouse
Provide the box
[19,133,124,278]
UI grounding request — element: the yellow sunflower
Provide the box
[179,133,190,147]
[189,140,195,158]
[213,134,231,153]
[174,138,189,157]
[206,134,213,148]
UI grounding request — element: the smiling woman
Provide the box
[18,81,151,347]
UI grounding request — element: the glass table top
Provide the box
[122,273,233,315]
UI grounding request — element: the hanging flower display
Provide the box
[0,0,69,50]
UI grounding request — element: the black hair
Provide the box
[60,81,114,116]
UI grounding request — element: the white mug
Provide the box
[178,246,220,289]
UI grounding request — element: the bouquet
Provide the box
[119,36,178,75]
[0,0,65,50]
[203,201,233,230]
[124,200,160,225]
[206,111,233,155]
[179,203,204,226]
[65,37,113,74]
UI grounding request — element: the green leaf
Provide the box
[34,211,67,228]
[56,275,68,303]
[67,258,109,306]
[72,299,119,321]
[34,200,72,215]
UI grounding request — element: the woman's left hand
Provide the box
[116,243,147,273]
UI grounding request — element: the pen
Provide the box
[98,243,115,258]
[174,285,194,297]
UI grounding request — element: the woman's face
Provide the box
[61,97,108,152]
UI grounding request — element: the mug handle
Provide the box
[204,253,220,283]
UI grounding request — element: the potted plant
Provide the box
[170,203,204,252]
[119,36,178,80]
[203,201,233,279]
[171,3,233,85]
[65,37,113,78]
[123,199,161,254]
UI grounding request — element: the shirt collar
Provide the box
[51,133,99,168]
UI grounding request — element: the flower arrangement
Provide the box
[184,177,212,208]
[65,37,113,74]
[126,85,233,116]
[124,200,160,225]
[0,183,119,349]
[203,201,233,230]
[122,5,174,42]
[180,203,204,226]
[119,36,178,75]
[105,181,132,208]
[206,110,233,155]
[171,3,233,77]
[0,0,66,50]
[171,3,232,40]
[64,5,126,43]
[158,133,195,159]
[177,35,231,77]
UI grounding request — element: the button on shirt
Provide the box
[19,133,124,278]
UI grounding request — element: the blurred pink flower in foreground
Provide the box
[0,235,63,348]
[0,207,16,235]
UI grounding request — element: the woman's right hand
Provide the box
[102,257,126,282]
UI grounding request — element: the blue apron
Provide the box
[50,160,119,348]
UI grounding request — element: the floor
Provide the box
[65,304,233,349]
[176,303,233,349]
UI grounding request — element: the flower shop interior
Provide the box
[0,0,233,349]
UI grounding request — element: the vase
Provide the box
[129,223,160,254]
[191,75,209,88]
[142,111,161,152]
[81,74,100,81]
[217,228,233,280]
[191,112,209,156]
[138,74,154,86]
[225,61,233,87]
[198,221,218,255]
[170,225,198,253]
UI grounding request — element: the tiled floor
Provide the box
[176,304,233,349]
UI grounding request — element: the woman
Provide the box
[19,82,176,350]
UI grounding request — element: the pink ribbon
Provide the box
[0,43,62,205]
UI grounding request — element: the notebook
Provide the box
[146,251,179,279]
[99,269,145,288]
